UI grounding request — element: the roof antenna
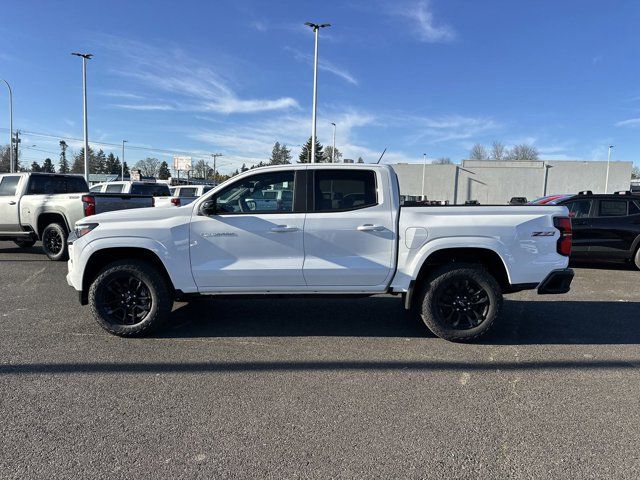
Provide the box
[375,147,387,164]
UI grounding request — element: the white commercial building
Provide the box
[391,160,633,204]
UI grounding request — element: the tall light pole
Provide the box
[331,122,336,163]
[71,52,93,183]
[211,153,223,184]
[421,153,427,200]
[121,140,128,180]
[1,78,13,173]
[605,145,614,193]
[305,22,330,164]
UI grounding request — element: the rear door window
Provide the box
[563,199,592,218]
[105,184,124,193]
[312,169,378,212]
[27,175,66,194]
[598,200,628,217]
[180,187,198,197]
[0,175,20,196]
[629,201,640,215]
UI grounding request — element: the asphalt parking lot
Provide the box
[1,241,639,479]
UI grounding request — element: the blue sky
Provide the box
[1,0,639,173]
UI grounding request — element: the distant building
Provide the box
[391,160,634,204]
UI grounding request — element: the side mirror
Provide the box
[200,198,217,216]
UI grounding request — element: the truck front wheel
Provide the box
[88,260,172,337]
[41,223,68,261]
[417,263,502,342]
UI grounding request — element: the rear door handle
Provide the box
[270,225,299,233]
[8,201,16,205]
[357,224,385,232]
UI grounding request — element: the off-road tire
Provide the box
[14,238,36,248]
[417,263,502,342]
[41,223,68,261]
[89,260,173,337]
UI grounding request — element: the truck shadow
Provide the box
[160,297,640,345]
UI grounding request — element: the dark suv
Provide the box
[530,191,640,268]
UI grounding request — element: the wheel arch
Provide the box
[81,247,175,305]
[37,212,69,238]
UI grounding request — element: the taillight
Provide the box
[82,194,96,217]
[171,197,181,206]
[553,216,572,256]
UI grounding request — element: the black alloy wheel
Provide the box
[434,278,490,330]
[96,275,153,326]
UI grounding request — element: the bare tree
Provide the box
[134,157,161,177]
[632,166,640,179]
[490,141,507,161]
[432,157,453,164]
[508,144,539,161]
[469,143,488,160]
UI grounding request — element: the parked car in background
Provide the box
[66,164,573,342]
[0,173,154,260]
[509,197,528,205]
[158,184,215,207]
[91,180,172,207]
[530,191,640,268]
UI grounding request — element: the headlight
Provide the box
[75,223,99,238]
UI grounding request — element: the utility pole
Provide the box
[305,22,330,164]
[421,153,427,200]
[210,153,223,184]
[605,145,614,193]
[1,79,13,173]
[331,122,336,163]
[121,140,128,180]
[71,52,93,183]
[13,130,20,171]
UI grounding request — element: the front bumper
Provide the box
[537,268,574,294]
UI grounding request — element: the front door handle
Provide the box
[270,225,299,233]
[8,201,16,205]
[357,224,385,232]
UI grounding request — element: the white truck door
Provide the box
[303,168,395,287]
[0,175,23,232]
[190,169,306,289]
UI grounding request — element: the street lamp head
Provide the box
[331,122,336,126]
[71,52,93,59]
[305,22,331,30]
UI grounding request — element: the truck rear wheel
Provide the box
[89,260,172,337]
[417,263,502,342]
[634,247,640,270]
[41,223,68,261]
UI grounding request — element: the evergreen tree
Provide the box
[241,163,248,172]
[158,161,171,180]
[71,146,95,174]
[30,161,42,172]
[298,137,323,163]
[59,141,69,173]
[105,153,119,174]
[42,158,55,173]
[93,149,107,174]
[269,141,293,164]
[357,156,365,163]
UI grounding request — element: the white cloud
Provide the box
[98,36,299,115]
[100,90,145,100]
[615,118,640,127]
[390,1,457,43]
[287,47,358,85]
[403,114,501,143]
[111,103,175,111]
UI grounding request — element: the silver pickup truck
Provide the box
[0,172,154,260]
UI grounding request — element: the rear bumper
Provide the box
[537,268,574,294]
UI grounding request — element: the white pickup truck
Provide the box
[0,173,155,260]
[66,164,574,342]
